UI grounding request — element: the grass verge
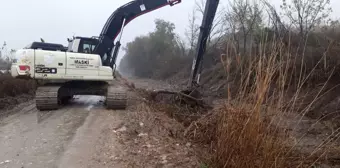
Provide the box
[0,74,36,109]
[139,37,340,167]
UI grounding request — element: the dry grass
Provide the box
[214,104,289,167]
[120,26,340,167]
[182,34,340,167]
[0,74,36,109]
[119,31,340,167]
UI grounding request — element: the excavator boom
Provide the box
[92,0,219,90]
[94,0,181,66]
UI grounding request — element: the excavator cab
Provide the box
[67,37,99,54]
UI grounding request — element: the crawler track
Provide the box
[106,86,127,110]
[36,86,60,111]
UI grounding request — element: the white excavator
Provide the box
[10,0,219,111]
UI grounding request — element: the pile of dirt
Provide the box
[121,71,340,167]
[102,88,204,167]
[85,76,203,167]
[122,102,200,167]
[135,69,340,167]
[166,62,230,99]
[0,74,36,110]
[0,94,34,110]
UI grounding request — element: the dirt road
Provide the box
[0,96,115,168]
[0,78,197,168]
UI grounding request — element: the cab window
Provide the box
[83,43,92,54]
[79,40,97,54]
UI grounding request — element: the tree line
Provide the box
[119,0,338,81]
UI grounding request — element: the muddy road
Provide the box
[0,80,145,168]
[0,96,122,168]
[0,78,195,168]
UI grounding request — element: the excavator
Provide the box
[10,0,219,111]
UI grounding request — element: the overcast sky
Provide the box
[1,0,339,64]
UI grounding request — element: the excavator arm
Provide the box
[188,0,219,88]
[93,0,219,92]
[94,0,181,66]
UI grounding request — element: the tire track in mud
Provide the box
[0,78,198,168]
[0,96,101,168]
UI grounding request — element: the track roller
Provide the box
[106,86,128,110]
[35,86,60,111]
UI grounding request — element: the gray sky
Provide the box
[0,0,196,63]
[1,0,340,63]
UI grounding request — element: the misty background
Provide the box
[0,0,340,65]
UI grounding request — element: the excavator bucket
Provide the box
[146,87,210,109]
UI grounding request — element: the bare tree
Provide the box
[280,0,332,41]
[225,0,264,54]
[185,8,200,57]
[193,0,226,49]
[262,0,286,35]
